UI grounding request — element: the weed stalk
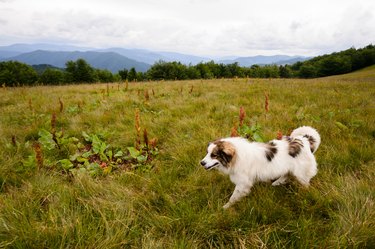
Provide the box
[135,109,141,150]
[33,142,43,169]
[265,92,269,113]
[59,98,64,113]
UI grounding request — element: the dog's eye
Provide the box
[211,153,217,158]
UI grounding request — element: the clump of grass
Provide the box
[239,106,246,127]
[10,103,160,178]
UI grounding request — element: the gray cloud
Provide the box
[0,0,374,56]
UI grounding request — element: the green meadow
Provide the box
[0,66,374,248]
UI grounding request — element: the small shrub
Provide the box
[231,107,264,142]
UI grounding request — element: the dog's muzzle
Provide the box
[200,160,219,170]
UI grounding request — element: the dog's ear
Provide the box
[221,143,235,162]
[209,139,221,147]
[215,141,236,166]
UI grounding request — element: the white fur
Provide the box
[200,126,320,209]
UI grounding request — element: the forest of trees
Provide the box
[1,44,374,86]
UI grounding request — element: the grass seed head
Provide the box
[265,92,269,112]
[144,89,150,102]
[277,130,283,140]
[59,98,64,113]
[28,98,33,111]
[33,142,43,169]
[149,138,158,149]
[135,109,141,149]
[143,128,149,147]
[189,85,194,94]
[231,124,239,137]
[11,135,17,146]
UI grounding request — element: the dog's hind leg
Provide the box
[223,184,252,209]
[272,175,288,186]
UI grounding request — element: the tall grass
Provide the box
[0,67,374,248]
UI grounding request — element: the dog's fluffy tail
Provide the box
[290,126,321,154]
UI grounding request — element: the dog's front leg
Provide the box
[223,184,252,209]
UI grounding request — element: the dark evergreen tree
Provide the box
[65,59,97,83]
[0,61,38,86]
[279,65,292,78]
[128,67,137,82]
[39,68,66,85]
[118,68,129,81]
[96,69,115,82]
[299,64,318,78]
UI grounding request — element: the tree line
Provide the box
[1,44,374,86]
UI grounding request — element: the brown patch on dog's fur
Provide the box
[282,136,292,142]
[265,141,278,161]
[303,134,316,153]
[288,138,304,157]
[211,141,236,167]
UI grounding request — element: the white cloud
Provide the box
[0,0,374,56]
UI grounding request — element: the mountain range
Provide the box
[0,43,309,73]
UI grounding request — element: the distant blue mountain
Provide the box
[0,43,92,53]
[96,48,210,65]
[2,50,150,73]
[274,57,311,65]
[219,55,309,66]
[0,43,309,71]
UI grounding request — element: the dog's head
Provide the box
[200,140,236,171]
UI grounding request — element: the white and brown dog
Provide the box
[200,126,321,209]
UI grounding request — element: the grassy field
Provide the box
[0,66,374,248]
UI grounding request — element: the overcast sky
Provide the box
[0,0,374,57]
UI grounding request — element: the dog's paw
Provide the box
[223,203,231,209]
[272,180,286,186]
[272,176,288,186]
[271,181,281,186]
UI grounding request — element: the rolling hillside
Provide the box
[2,50,151,73]
[0,43,308,69]
[325,64,375,81]
[97,48,210,65]
[219,55,309,66]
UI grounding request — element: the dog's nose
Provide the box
[200,160,206,166]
